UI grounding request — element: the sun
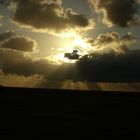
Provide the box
[72,36,91,50]
[73,39,85,49]
[47,34,92,64]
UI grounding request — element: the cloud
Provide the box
[1,66,140,91]
[12,0,94,34]
[0,36,38,52]
[75,50,140,82]
[0,48,58,76]
[0,47,78,82]
[96,83,140,92]
[66,8,92,28]
[0,69,45,88]
[0,0,10,5]
[0,31,14,42]
[0,49,32,65]
[89,0,140,27]
[64,50,80,60]
[0,14,3,18]
[36,49,140,83]
[1,67,140,91]
[87,32,136,53]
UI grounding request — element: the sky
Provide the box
[0,0,140,91]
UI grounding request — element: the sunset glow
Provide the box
[0,0,140,91]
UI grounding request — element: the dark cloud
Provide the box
[75,50,140,82]
[35,50,140,83]
[0,49,32,65]
[89,0,140,27]
[0,49,58,76]
[12,0,94,33]
[0,0,11,6]
[64,50,80,60]
[0,36,37,52]
[0,31,14,42]
[66,9,90,27]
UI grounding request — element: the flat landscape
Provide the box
[0,87,140,139]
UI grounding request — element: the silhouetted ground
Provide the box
[0,87,140,139]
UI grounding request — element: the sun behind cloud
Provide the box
[46,33,93,64]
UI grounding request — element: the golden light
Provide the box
[59,29,78,38]
[71,35,93,55]
[47,53,77,65]
[47,33,93,64]
[72,37,90,49]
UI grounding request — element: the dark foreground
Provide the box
[0,87,140,139]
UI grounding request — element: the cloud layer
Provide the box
[1,46,140,83]
[75,50,140,82]
[0,70,44,88]
[0,30,140,85]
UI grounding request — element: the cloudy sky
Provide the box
[0,0,140,91]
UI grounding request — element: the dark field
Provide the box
[0,87,140,139]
